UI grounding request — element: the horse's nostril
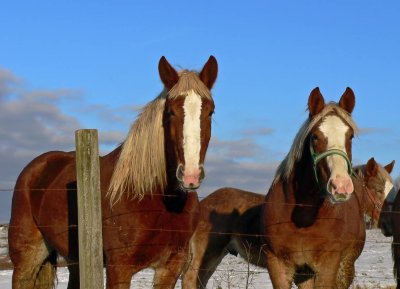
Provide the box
[199,166,205,181]
[176,164,184,182]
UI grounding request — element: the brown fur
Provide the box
[8,56,218,289]
[181,159,393,288]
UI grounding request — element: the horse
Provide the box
[8,56,218,289]
[389,187,400,288]
[379,181,399,237]
[181,157,394,288]
[259,87,397,289]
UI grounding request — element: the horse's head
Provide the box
[379,187,397,237]
[380,186,399,237]
[308,87,356,203]
[158,56,217,191]
[354,158,395,227]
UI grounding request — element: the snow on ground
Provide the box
[0,226,396,288]
[0,225,7,257]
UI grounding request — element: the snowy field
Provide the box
[0,225,396,288]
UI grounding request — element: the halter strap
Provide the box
[363,183,382,224]
[309,139,354,188]
[365,185,382,210]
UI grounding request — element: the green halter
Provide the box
[309,139,354,189]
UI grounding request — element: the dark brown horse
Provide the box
[389,187,400,288]
[378,182,399,237]
[8,56,218,289]
[181,158,394,288]
[262,87,373,289]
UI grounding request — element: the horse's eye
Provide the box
[209,111,214,117]
[167,110,175,117]
[311,134,318,142]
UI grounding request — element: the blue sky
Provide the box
[0,0,399,222]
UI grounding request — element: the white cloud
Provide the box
[358,127,391,135]
[241,127,274,136]
[0,68,134,222]
[0,69,83,190]
[198,137,279,198]
[0,68,281,222]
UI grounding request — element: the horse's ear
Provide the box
[384,160,395,174]
[158,56,179,90]
[199,55,218,90]
[308,87,325,117]
[339,87,355,114]
[365,157,378,177]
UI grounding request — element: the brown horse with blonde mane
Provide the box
[182,158,394,288]
[262,87,367,289]
[8,56,218,289]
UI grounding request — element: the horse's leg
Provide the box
[9,227,55,289]
[265,253,294,289]
[105,263,139,289]
[336,265,354,289]
[297,279,315,289]
[313,255,341,289]
[154,248,189,289]
[182,232,230,289]
[104,251,144,289]
[392,239,400,289]
[181,238,202,288]
[335,252,359,289]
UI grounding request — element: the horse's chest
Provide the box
[103,194,199,255]
[266,208,346,263]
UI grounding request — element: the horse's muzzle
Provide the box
[176,164,205,190]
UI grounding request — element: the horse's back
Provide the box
[9,151,77,256]
[11,151,75,218]
[201,187,264,213]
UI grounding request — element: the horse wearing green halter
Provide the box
[262,87,361,289]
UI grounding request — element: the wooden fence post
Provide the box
[75,129,104,289]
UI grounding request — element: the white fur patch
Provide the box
[319,115,350,175]
[183,90,202,172]
[384,180,394,198]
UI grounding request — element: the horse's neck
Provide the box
[290,154,322,204]
[161,193,185,213]
[100,145,122,185]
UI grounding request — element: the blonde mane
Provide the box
[273,103,359,184]
[107,70,212,205]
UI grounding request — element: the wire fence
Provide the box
[0,185,399,287]
[0,231,397,287]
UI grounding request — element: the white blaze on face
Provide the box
[384,180,394,198]
[183,89,202,175]
[319,115,350,175]
[319,115,354,196]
